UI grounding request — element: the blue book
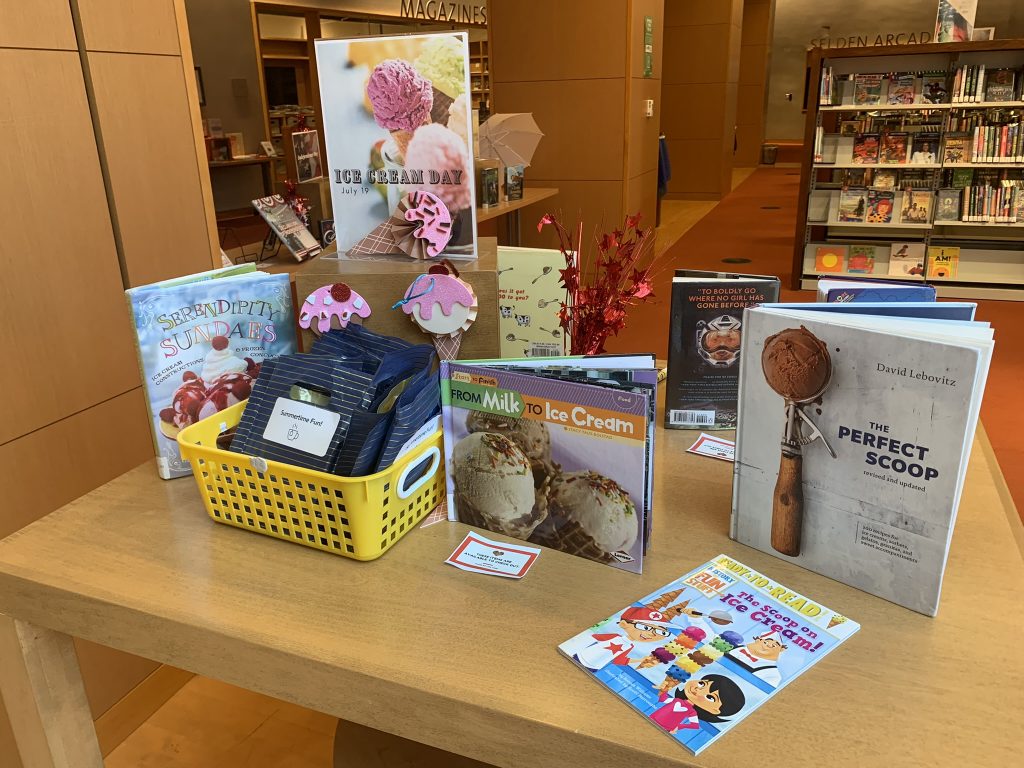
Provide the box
[126,266,296,479]
[816,278,936,303]
[559,555,859,755]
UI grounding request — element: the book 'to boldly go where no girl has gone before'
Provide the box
[665,271,779,431]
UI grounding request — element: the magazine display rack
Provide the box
[794,40,1024,300]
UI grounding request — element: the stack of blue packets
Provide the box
[231,325,439,476]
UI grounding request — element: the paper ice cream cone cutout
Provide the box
[395,262,477,358]
[432,331,463,360]
[348,192,452,260]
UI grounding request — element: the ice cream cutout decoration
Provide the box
[394,260,477,359]
[348,191,452,259]
[761,326,837,557]
[299,282,371,334]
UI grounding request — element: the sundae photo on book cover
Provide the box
[559,554,859,755]
[441,362,651,572]
[315,33,476,260]
[731,304,993,614]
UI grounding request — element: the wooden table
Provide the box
[209,156,275,199]
[475,187,558,245]
[0,427,1021,768]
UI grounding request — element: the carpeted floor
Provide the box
[609,166,1023,519]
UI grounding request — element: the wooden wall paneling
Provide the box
[489,0,627,83]
[74,0,180,55]
[0,389,153,539]
[0,49,141,445]
[491,80,627,180]
[94,666,193,755]
[515,179,623,248]
[627,77,662,179]
[87,51,218,286]
[0,1,77,50]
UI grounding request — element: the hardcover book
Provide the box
[886,73,916,104]
[879,133,908,164]
[558,554,860,755]
[837,190,866,222]
[665,271,780,430]
[505,164,524,200]
[865,190,895,223]
[921,73,948,103]
[984,68,1017,102]
[814,245,846,273]
[871,168,898,190]
[928,246,960,278]
[910,133,939,164]
[441,359,655,572]
[816,278,937,302]
[942,134,971,164]
[496,246,564,358]
[888,243,926,276]
[851,134,879,164]
[125,266,297,479]
[899,190,931,224]
[315,33,477,259]
[854,74,884,105]
[252,195,322,262]
[731,303,993,614]
[846,245,876,273]
[935,188,962,221]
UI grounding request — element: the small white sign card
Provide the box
[445,531,541,579]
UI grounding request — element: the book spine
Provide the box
[1002,124,1010,161]
[977,64,986,103]
[952,67,962,103]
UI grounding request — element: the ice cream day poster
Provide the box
[315,33,477,260]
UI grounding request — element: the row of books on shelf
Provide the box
[948,124,1024,163]
[814,243,960,278]
[820,67,1021,107]
[822,167,932,190]
[823,184,1024,225]
[834,189,930,224]
[951,64,1018,103]
[839,132,938,164]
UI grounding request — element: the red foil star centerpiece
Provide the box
[538,212,660,356]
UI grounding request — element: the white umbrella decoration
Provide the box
[478,113,544,167]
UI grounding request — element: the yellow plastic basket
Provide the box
[177,401,444,561]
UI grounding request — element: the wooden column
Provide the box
[662,0,743,198]
[489,0,664,246]
[736,0,775,167]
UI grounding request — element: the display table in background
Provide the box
[0,425,1020,768]
[208,156,275,203]
[476,186,558,246]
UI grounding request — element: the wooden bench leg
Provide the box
[0,616,103,768]
[333,718,498,768]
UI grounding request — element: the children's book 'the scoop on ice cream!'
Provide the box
[441,356,656,572]
[126,265,296,479]
[559,554,859,755]
[731,302,993,615]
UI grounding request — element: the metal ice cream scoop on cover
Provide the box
[761,326,836,557]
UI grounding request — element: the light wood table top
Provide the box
[475,186,558,223]
[0,427,1021,767]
